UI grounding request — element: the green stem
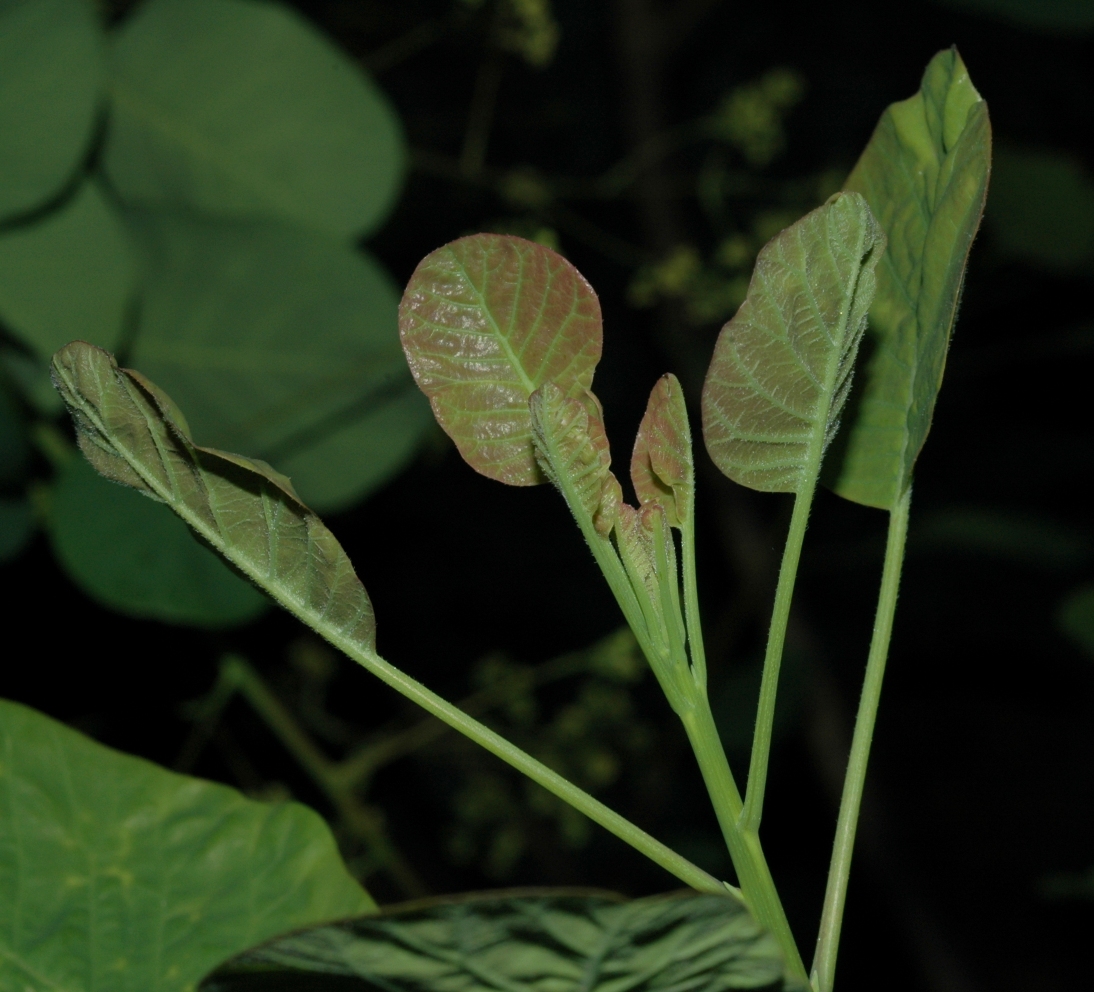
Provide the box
[682,700,808,985]
[681,513,707,688]
[325,636,724,897]
[811,486,911,992]
[741,478,818,833]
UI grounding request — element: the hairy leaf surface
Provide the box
[631,373,693,526]
[0,698,373,992]
[0,0,103,220]
[50,455,269,627]
[0,181,136,359]
[105,0,406,238]
[126,210,431,512]
[701,192,884,493]
[830,48,991,509]
[400,234,603,486]
[201,890,783,991]
[51,341,376,652]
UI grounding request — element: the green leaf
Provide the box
[989,147,1094,271]
[0,497,32,562]
[0,180,136,359]
[0,381,28,484]
[929,0,1094,33]
[631,373,693,527]
[0,0,103,221]
[50,455,270,627]
[1058,583,1094,659]
[201,889,784,991]
[400,233,604,486]
[828,49,991,510]
[105,0,406,239]
[0,697,374,992]
[50,341,377,651]
[125,210,431,513]
[701,192,884,494]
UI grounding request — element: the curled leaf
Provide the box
[50,341,376,653]
[631,373,694,526]
[831,48,991,509]
[400,234,602,486]
[701,192,884,494]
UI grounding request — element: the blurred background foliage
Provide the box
[1,0,1092,990]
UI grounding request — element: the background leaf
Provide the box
[49,455,270,628]
[0,697,374,992]
[0,180,136,359]
[105,0,406,239]
[400,233,603,486]
[0,0,103,221]
[988,147,1094,271]
[828,48,992,510]
[631,373,693,526]
[0,498,32,563]
[929,0,1094,34]
[51,341,378,655]
[701,192,883,494]
[125,210,431,513]
[201,889,784,991]
[1058,583,1094,659]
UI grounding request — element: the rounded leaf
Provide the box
[0,0,104,221]
[400,234,603,485]
[105,0,406,238]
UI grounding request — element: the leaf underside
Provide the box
[701,192,884,494]
[829,47,992,510]
[201,889,784,991]
[399,234,603,486]
[50,341,376,653]
[0,697,373,992]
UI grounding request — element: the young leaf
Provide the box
[201,890,784,991]
[0,0,103,221]
[0,181,136,359]
[400,233,603,486]
[105,0,406,239]
[50,341,376,652]
[631,373,694,526]
[125,210,431,513]
[829,48,991,510]
[50,455,269,628]
[701,192,884,493]
[0,697,373,992]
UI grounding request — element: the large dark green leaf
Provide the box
[49,455,270,627]
[701,192,883,494]
[51,341,377,653]
[0,697,374,992]
[0,0,103,221]
[126,210,431,513]
[105,0,406,238]
[828,49,991,510]
[0,180,136,359]
[201,890,784,991]
[400,234,604,486]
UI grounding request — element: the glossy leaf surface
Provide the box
[51,342,377,652]
[126,210,431,512]
[631,373,693,526]
[831,48,991,509]
[50,455,269,627]
[0,181,136,359]
[105,0,406,238]
[201,889,783,991]
[702,192,883,493]
[0,697,374,992]
[400,234,603,486]
[0,0,103,220]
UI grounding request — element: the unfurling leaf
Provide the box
[701,192,884,494]
[201,889,784,991]
[631,373,694,526]
[399,234,602,486]
[830,48,991,509]
[50,342,376,653]
[529,382,616,530]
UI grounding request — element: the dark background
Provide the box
[3,1,1093,990]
